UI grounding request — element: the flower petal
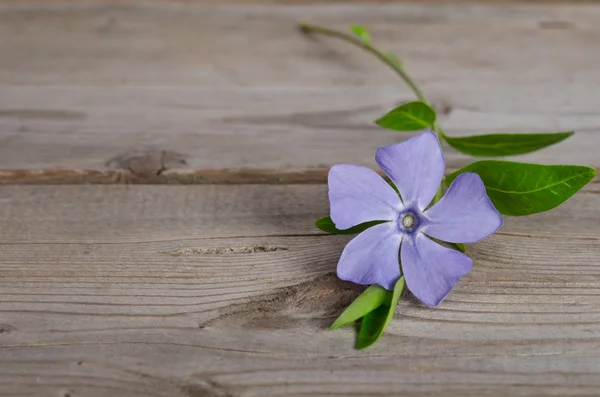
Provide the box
[401,234,472,306]
[423,172,503,243]
[337,223,402,290]
[329,164,402,230]
[376,130,445,210]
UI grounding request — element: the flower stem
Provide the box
[299,23,427,102]
[298,22,446,139]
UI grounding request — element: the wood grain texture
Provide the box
[1,3,600,175]
[0,168,335,185]
[2,0,597,4]
[1,185,600,396]
[2,2,600,396]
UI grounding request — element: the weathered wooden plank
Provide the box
[1,185,600,396]
[0,3,599,174]
[3,4,599,86]
[0,184,599,242]
[1,86,600,173]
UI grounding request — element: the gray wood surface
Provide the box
[0,3,600,177]
[1,185,600,396]
[2,1,600,396]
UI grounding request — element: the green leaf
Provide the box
[444,132,573,157]
[315,216,387,235]
[356,306,388,349]
[387,179,400,197]
[330,284,391,331]
[375,101,436,131]
[431,183,444,206]
[454,243,467,253]
[447,161,597,216]
[350,25,371,44]
[356,277,405,349]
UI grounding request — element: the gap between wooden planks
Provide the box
[1,167,600,185]
[1,185,600,396]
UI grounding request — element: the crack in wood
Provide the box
[0,324,17,335]
[162,245,289,256]
[0,109,86,121]
[1,168,597,185]
[106,150,188,178]
[206,273,364,331]
[496,231,600,241]
[0,168,330,185]
[180,380,233,397]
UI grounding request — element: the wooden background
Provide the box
[1,1,600,396]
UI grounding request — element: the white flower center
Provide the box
[401,214,415,228]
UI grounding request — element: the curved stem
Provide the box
[299,23,427,103]
[299,23,446,139]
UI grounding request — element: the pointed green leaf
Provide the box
[447,161,597,216]
[330,284,390,331]
[315,216,387,235]
[356,277,405,349]
[350,25,371,44]
[355,306,388,349]
[444,132,573,157]
[387,179,401,197]
[375,101,436,131]
[454,243,467,253]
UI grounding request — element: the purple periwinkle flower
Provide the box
[329,130,502,306]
